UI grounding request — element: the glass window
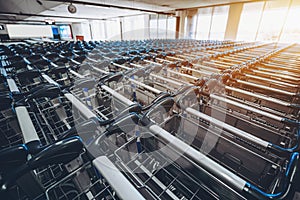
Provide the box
[167,16,176,39]
[184,14,197,39]
[189,14,198,39]
[90,20,106,41]
[280,0,300,42]
[184,16,188,38]
[195,7,213,40]
[149,14,158,39]
[236,2,265,41]
[106,20,121,41]
[256,0,290,41]
[209,5,229,40]
[122,15,146,40]
[158,15,167,38]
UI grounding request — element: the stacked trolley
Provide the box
[0,39,299,200]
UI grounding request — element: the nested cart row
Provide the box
[0,39,299,200]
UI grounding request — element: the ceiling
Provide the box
[27,3,146,23]
[0,0,262,23]
[108,0,262,9]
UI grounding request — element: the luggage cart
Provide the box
[111,127,227,200]
[0,97,46,150]
[19,84,89,145]
[228,70,300,100]
[46,65,75,88]
[77,111,242,199]
[99,69,300,155]
[45,155,147,200]
[141,115,299,199]
[137,55,300,135]
[91,62,191,109]
[2,39,300,200]
[0,108,23,149]
[92,93,297,198]
[13,70,47,92]
[138,101,299,199]
[0,73,48,150]
[0,136,86,200]
[1,59,29,75]
[224,73,300,119]
[245,64,300,85]
[1,114,148,200]
[67,76,130,121]
[58,40,298,152]
[0,64,92,200]
[185,80,300,152]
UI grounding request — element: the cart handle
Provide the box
[14,84,62,106]
[93,156,145,200]
[105,113,140,137]
[100,103,142,125]
[177,89,300,152]
[142,97,175,124]
[58,118,98,140]
[0,94,12,111]
[0,144,28,171]
[142,92,171,111]
[98,72,123,84]
[100,85,135,107]
[98,73,114,83]
[1,136,84,191]
[74,78,96,89]
[14,69,41,80]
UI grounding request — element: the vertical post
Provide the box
[89,20,93,40]
[177,10,187,38]
[208,7,215,40]
[194,10,199,39]
[224,3,244,40]
[175,16,180,39]
[120,19,123,41]
[185,9,198,39]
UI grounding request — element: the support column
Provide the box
[176,10,187,38]
[224,3,244,40]
[185,9,198,39]
[175,16,180,39]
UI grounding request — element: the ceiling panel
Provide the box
[130,0,262,9]
[0,0,262,23]
[66,0,262,11]
[41,3,144,19]
[26,3,146,23]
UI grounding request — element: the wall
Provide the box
[70,14,176,41]
[71,22,92,41]
[6,24,53,39]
